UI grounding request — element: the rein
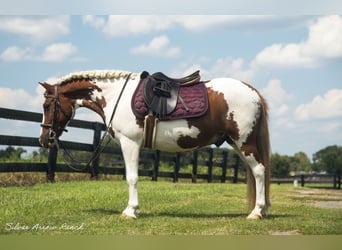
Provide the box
[44,74,132,172]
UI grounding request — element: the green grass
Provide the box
[0,181,341,235]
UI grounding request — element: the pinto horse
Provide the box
[39,69,270,220]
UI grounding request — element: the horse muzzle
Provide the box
[39,129,58,148]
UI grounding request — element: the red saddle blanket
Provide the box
[131,79,209,121]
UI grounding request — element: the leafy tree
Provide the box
[0,146,26,159]
[30,147,49,161]
[271,153,291,177]
[313,145,342,174]
[290,151,312,173]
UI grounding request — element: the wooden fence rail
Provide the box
[0,107,241,183]
[1,107,340,188]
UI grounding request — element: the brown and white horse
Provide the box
[39,69,271,220]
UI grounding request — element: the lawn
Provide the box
[0,180,341,235]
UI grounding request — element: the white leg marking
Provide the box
[249,163,266,218]
[243,154,266,219]
[120,137,140,219]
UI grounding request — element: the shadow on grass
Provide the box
[146,212,297,219]
[84,208,121,215]
[84,208,296,220]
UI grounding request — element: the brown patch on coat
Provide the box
[135,118,144,128]
[96,96,107,108]
[239,80,269,164]
[177,87,240,149]
[60,80,108,124]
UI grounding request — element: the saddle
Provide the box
[131,70,208,148]
[142,70,201,118]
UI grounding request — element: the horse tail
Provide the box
[247,92,271,210]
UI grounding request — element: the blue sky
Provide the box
[0,15,341,159]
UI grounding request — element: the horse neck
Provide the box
[72,77,129,125]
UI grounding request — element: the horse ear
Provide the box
[39,82,54,92]
[38,82,51,90]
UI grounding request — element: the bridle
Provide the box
[40,85,71,145]
[40,74,132,171]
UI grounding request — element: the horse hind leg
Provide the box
[231,142,270,219]
[245,153,269,219]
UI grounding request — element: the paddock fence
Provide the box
[0,107,242,183]
[1,107,340,188]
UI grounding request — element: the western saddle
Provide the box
[142,70,201,119]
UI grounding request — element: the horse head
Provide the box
[39,82,75,148]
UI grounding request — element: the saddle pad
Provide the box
[131,79,208,121]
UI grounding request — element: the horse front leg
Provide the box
[120,137,140,219]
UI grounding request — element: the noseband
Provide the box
[41,85,69,143]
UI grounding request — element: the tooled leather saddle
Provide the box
[131,70,208,120]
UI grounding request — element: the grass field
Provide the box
[0,180,341,235]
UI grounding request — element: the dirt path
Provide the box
[292,188,342,208]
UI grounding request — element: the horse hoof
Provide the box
[247,213,262,220]
[120,213,136,220]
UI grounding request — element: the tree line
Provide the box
[1,145,341,178]
[271,145,342,177]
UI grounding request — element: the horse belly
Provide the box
[154,119,201,152]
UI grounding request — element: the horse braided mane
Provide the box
[57,70,137,86]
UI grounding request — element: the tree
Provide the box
[291,151,312,173]
[313,145,342,174]
[271,153,291,177]
[0,146,26,159]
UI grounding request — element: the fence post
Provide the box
[301,174,305,187]
[221,150,228,183]
[207,148,213,183]
[192,150,198,183]
[233,154,239,183]
[90,122,102,179]
[46,146,57,182]
[173,153,180,183]
[152,150,160,181]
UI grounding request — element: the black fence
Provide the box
[272,174,341,189]
[1,107,340,189]
[0,107,242,183]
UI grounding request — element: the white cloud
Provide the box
[82,15,105,29]
[304,15,342,58]
[0,43,77,63]
[177,15,275,31]
[208,57,255,81]
[0,85,44,112]
[130,35,180,58]
[99,15,173,36]
[261,79,293,117]
[38,43,77,62]
[83,15,285,37]
[253,15,342,68]
[295,89,342,121]
[173,56,254,82]
[0,16,70,42]
[0,46,33,62]
[254,43,317,68]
